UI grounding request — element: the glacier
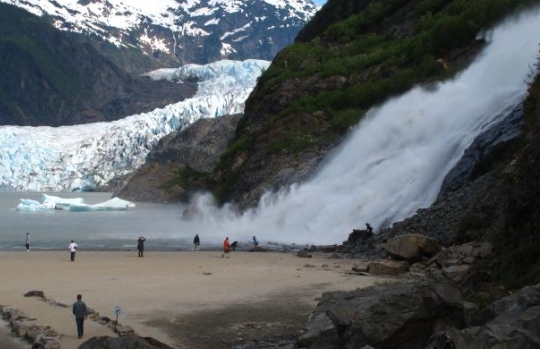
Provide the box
[0,59,270,192]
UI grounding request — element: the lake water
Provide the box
[0,192,210,251]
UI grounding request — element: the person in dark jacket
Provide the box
[137,236,146,257]
[72,294,88,339]
[193,234,200,251]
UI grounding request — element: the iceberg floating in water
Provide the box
[16,194,136,212]
[68,197,136,212]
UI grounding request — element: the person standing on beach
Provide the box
[68,240,78,262]
[222,237,231,258]
[193,234,200,251]
[137,236,146,257]
[25,232,31,252]
[252,235,259,248]
[72,294,88,339]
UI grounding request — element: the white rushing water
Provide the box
[188,6,540,245]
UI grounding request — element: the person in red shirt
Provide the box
[222,237,231,258]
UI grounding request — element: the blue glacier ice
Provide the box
[0,59,269,192]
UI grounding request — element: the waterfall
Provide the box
[190,6,540,246]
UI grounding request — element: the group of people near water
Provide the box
[136,233,259,258]
[22,232,260,260]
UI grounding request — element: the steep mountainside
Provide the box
[0,0,318,73]
[0,3,196,126]
[209,0,539,208]
[116,114,242,203]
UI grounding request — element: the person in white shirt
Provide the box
[68,240,78,262]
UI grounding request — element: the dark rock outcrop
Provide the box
[78,336,175,349]
[24,291,45,299]
[471,283,540,326]
[437,104,524,200]
[116,114,241,202]
[425,283,540,349]
[299,272,464,349]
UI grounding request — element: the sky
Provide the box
[313,0,327,6]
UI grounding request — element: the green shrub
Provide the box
[268,132,314,155]
[213,171,240,205]
[215,137,248,170]
[161,166,207,190]
[329,108,365,133]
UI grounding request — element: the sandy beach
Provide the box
[0,250,382,349]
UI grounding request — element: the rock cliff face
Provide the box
[116,114,241,203]
[0,3,197,126]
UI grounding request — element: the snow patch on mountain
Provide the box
[0,60,270,192]
[0,0,319,62]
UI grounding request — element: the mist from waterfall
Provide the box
[189,7,540,246]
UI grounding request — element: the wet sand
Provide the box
[0,250,381,348]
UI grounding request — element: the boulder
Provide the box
[425,283,540,349]
[477,306,540,349]
[442,265,470,283]
[11,320,32,337]
[114,324,135,337]
[299,271,464,349]
[385,234,441,262]
[367,260,409,275]
[423,327,481,349]
[450,242,492,259]
[24,291,45,299]
[471,283,540,326]
[352,262,369,273]
[297,250,312,258]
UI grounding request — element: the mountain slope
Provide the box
[0,3,196,126]
[0,0,319,73]
[209,0,539,208]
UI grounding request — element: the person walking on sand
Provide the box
[25,232,31,252]
[68,240,78,261]
[137,236,146,257]
[72,294,88,339]
[222,237,231,258]
[193,234,200,251]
